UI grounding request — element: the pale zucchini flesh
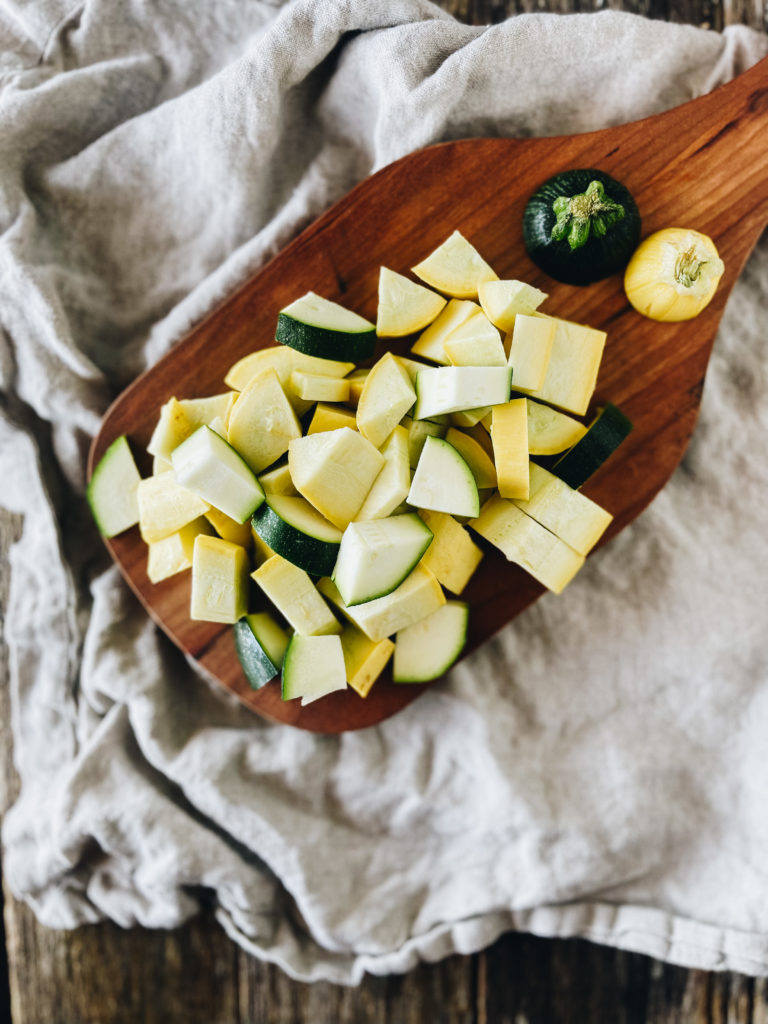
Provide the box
[491,399,529,500]
[512,462,613,556]
[171,425,264,525]
[410,298,479,364]
[393,601,469,683]
[332,513,433,606]
[356,352,416,449]
[137,471,211,544]
[414,366,511,420]
[282,634,347,704]
[526,399,588,456]
[355,424,412,521]
[477,279,548,332]
[407,436,480,519]
[226,367,302,474]
[339,625,394,697]
[88,435,142,538]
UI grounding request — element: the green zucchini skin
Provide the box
[552,403,633,489]
[276,314,376,362]
[523,169,641,286]
[233,618,280,689]
[251,501,340,577]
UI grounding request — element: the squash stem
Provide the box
[674,246,706,288]
[551,180,625,251]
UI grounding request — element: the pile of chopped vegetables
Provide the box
[89,226,640,706]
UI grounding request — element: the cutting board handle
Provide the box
[669,54,768,226]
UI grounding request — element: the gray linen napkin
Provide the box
[2,0,767,984]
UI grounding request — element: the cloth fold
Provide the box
[1,0,767,984]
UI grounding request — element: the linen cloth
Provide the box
[1,0,767,984]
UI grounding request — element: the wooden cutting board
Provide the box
[89,56,768,733]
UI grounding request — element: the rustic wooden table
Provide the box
[1,1,767,1022]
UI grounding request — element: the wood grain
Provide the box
[3,2,768,1023]
[91,56,768,732]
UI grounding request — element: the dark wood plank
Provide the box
[3,2,768,1023]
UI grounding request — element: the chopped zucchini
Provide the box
[282,634,347,705]
[413,366,511,420]
[234,612,290,689]
[512,462,613,555]
[204,507,253,548]
[477,279,548,332]
[444,427,497,489]
[552,402,633,488]
[317,565,445,643]
[517,315,606,416]
[277,292,376,361]
[251,494,342,577]
[526,399,587,456]
[410,298,479,364]
[408,436,480,518]
[307,403,358,434]
[227,368,302,474]
[87,435,142,538]
[171,425,264,525]
[356,352,416,448]
[355,425,411,521]
[443,310,506,367]
[257,462,297,496]
[146,517,213,584]
[393,601,469,683]
[289,371,350,403]
[507,314,555,390]
[137,471,211,544]
[146,398,194,461]
[339,625,394,698]
[332,513,433,606]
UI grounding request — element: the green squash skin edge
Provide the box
[523,169,641,286]
[233,619,280,690]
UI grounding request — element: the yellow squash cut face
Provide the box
[518,315,606,416]
[376,266,447,337]
[190,534,250,623]
[227,368,302,474]
[412,230,498,299]
[624,227,725,321]
[469,495,585,594]
[288,427,385,530]
[356,353,416,449]
[491,399,529,500]
[477,279,548,332]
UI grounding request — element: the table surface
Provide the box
[2,2,767,1022]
